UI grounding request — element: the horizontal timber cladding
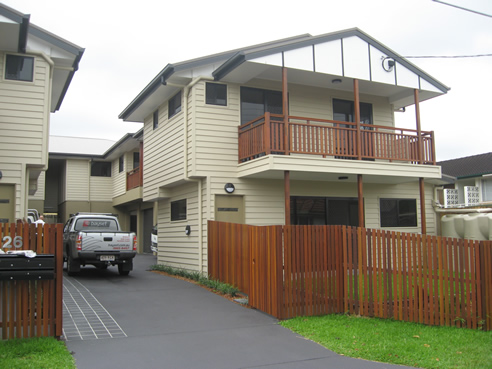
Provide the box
[0,53,50,167]
[208,221,492,330]
[0,223,64,339]
[156,181,202,271]
[65,160,89,201]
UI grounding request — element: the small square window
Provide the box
[168,91,182,119]
[5,55,34,82]
[171,199,187,221]
[119,156,124,173]
[206,83,227,106]
[153,110,159,130]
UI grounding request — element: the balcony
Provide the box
[238,113,435,165]
[126,167,142,191]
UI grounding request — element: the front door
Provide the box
[215,195,245,224]
[0,184,15,223]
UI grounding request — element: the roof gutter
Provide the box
[119,65,175,121]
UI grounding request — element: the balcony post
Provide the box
[419,177,427,235]
[282,67,289,155]
[264,112,271,155]
[284,170,290,225]
[354,79,361,160]
[414,89,423,164]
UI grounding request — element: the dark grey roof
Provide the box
[438,152,492,178]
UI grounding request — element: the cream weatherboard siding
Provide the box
[65,160,89,201]
[143,101,185,202]
[113,156,126,197]
[157,181,202,270]
[0,53,51,219]
[89,176,112,202]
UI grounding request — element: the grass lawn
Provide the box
[0,337,75,369]
[280,314,492,369]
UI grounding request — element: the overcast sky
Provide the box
[8,0,492,161]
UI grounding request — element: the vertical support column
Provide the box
[285,171,290,225]
[353,79,361,160]
[264,112,271,155]
[282,67,289,155]
[419,177,427,235]
[414,89,423,164]
[358,174,364,227]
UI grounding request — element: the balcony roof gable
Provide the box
[120,28,449,123]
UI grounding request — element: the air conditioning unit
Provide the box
[464,186,480,206]
[443,188,459,208]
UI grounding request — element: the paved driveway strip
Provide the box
[65,254,415,369]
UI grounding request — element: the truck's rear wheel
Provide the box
[118,262,132,276]
[67,254,80,276]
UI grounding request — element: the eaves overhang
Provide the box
[0,3,85,112]
[118,64,175,122]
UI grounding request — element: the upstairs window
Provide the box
[206,83,227,106]
[133,152,140,169]
[240,87,283,125]
[90,162,111,177]
[153,109,159,130]
[333,98,373,126]
[168,91,182,119]
[5,55,34,82]
[119,156,124,173]
[171,199,187,221]
[380,198,417,227]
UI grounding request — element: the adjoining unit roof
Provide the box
[49,129,142,160]
[120,28,449,123]
[0,3,85,112]
[438,152,492,179]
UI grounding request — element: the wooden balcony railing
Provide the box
[238,113,436,165]
[126,167,142,190]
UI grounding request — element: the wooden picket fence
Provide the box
[0,222,64,339]
[208,221,492,331]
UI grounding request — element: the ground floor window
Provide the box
[380,198,417,227]
[290,196,359,226]
[171,199,187,221]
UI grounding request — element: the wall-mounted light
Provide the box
[0,171,2,180]
[338,176,349,180]
[185,225,191,236]
[331,78,342,84]
[382,57,395,72]
[224,183,235,194]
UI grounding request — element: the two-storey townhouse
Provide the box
[45,131,155,253]
[0,3,84,223]
[120,29,450,273]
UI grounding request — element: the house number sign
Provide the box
[1,236,23,249]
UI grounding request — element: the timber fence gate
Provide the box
[208,221,492,331]
[0,223,64,339]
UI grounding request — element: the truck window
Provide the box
[74,218,119,231]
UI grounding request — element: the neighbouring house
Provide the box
[438,152,492,207]
[40,131,156,253]
[435,152,492,240]
[0,3,84,223]
[119,28,450,273]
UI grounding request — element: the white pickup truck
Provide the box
[63,213,137,276]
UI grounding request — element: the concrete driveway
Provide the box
[64,254,415,369]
